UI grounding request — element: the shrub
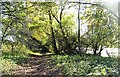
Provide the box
[2,51,28,64]
[0,51,28,75]
[51,55,119,76]
[0,57,17,75]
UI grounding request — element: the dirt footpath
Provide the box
[11,56,63,75]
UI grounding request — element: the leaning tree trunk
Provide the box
[48,11,59,54]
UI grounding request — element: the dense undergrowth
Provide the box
[0,51,28,75]
[1,50,119,76]
[51,55,119,76]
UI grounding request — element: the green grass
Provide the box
[0,51,28,75]
[0,57,17,75]
[51,55,119,76]
[27,51,54,56]
[2,51,28,64]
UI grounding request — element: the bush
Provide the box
[2,51,28,64]
[0,51,28,75]
[0,57,17,75]
[51,55,119,76]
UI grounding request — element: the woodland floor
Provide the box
[10,56,63,75]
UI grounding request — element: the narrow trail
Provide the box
[11,56,63,75]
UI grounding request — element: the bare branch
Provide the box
[60,7,64,21]
[51,12,60,23]
[67,1,98,5]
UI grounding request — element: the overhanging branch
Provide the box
[67,1,98,5]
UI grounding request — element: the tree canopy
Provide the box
[0,1,118,55]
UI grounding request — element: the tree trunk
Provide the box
[48,11,59,54]
[85,45,89,52]
[0,41,2,57]
[59,7,71,54]
[78,0,81,54]
[51,8,71,54]
[118,1,120,48]
[93,43,98,55]
[11,44,14,52]
[118,2,120,75]
[97,45,103,56]
[59,21,71,54]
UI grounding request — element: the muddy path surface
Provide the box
[11,56,63,75]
